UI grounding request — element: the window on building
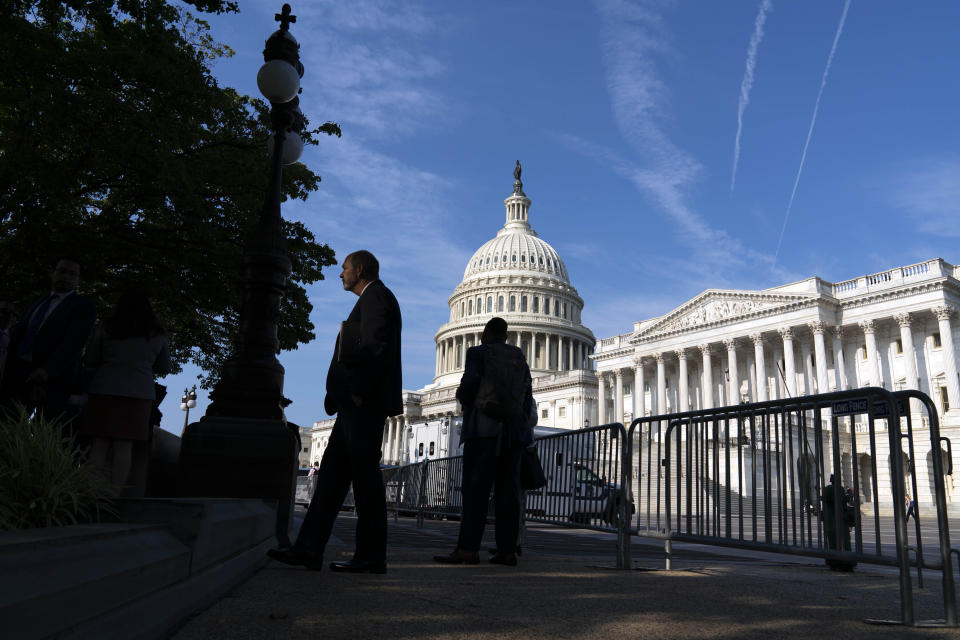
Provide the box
[934,332,942,348]
[429,442,435,456]
[827,348,834,366]
[512,254,517,263]
[521,296,528,312]
[544,299,550,315]
[563,303,568,319]
[541,408,549,419]
[559,406,567,418]
[302,447,309,453]
[468,299,473,315]
[940,386,950,412]
[509,296,516,312]
[487,296,493,313]
[498,296,504,312]
[644,383,650,392]
[418,443,424,457]
[623,383,632,395]
[896,338,903,354]
[554,302,560,317]
[521,254,526,263]
[533,296,539,313]
[493,255,498,264]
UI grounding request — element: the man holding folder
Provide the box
[269,250,402,573]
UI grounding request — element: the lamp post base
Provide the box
[179,415,300,547]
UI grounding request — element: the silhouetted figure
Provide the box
[80,292,171,493]
[822,474,857,571]
[268,250,402,574]
[435,317,535,567]
[0,258,97,423]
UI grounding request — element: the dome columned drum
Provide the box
[432,165,595,386]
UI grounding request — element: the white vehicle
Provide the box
[525,430,628,526]
[406,416,463,464]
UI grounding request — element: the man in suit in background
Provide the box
[0,257,97,423]
[269,250,402,574]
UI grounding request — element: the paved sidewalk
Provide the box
[171,514,957,639]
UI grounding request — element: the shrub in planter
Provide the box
[0,406,117,530]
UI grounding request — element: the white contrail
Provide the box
[773,0,851,264]
[731,0,773,193]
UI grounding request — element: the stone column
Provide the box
[597,372,607,424]
[831,326,848,391]
[751,334,767,402]
[568,338,574,372]
[810,321,829,394]
[676,349,689,412]
[385,417,394,463]
[633,356,645,419]
[656,353,667,415]
[895,312,920,391]
[779,328,798,397]
[550,399,557,426]
[435,344,441,377]
[800,339,813,395]
[860,319,880,387]
[724,338,739,405]
[699,344,714,409]
[934,305,960,412]
[614,369,624,423]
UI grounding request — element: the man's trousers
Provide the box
[457,437,523,554]
[294,403,388,563]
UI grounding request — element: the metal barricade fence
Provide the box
[627,387,956,627]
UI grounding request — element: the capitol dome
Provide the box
[431,163,596,387]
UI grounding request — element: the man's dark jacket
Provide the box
[456,340,534,444]
[2,292,97,404]
[325,280,402,417]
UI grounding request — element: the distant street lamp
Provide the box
[179,4,312,547]
[180,385,197,432]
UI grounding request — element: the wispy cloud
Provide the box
[773,0,851,265]
[731,0,773,192]
[890,157,960,237]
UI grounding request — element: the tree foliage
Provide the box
[0,1,338,386]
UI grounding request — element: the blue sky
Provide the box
[159,0,960,433]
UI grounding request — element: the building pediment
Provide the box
[633,290,818,340]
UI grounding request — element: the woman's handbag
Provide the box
[520,445,547,490]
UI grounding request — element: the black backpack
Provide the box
[474,343,528,420]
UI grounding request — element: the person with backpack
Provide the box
[434,317,535,567]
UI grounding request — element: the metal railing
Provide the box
[299,387,955,626]
[627,387,956,627]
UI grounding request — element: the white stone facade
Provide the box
[593,258,960,505]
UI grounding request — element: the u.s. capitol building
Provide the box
[302,167,957,506]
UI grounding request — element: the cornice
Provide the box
[631,290,825,343]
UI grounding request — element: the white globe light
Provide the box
[187,399,197,409]
[267,131,304,165]
[180,402,188,411]
[257,60,300,103]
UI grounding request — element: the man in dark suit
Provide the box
[0,258,97,422]
[435,317,535,567]
[269,250,402,573]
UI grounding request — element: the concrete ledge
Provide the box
[116,498,275,573]
[57,538,273,640]
[0,524,190,640]
[0,499,277,640]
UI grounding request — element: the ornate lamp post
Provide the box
[180,385,197,432]
[179,4,310,546]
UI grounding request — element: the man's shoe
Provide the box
[267,547,324,571]
[433,549,480,565]
[488,552,518,566]
[329,558,387,574]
